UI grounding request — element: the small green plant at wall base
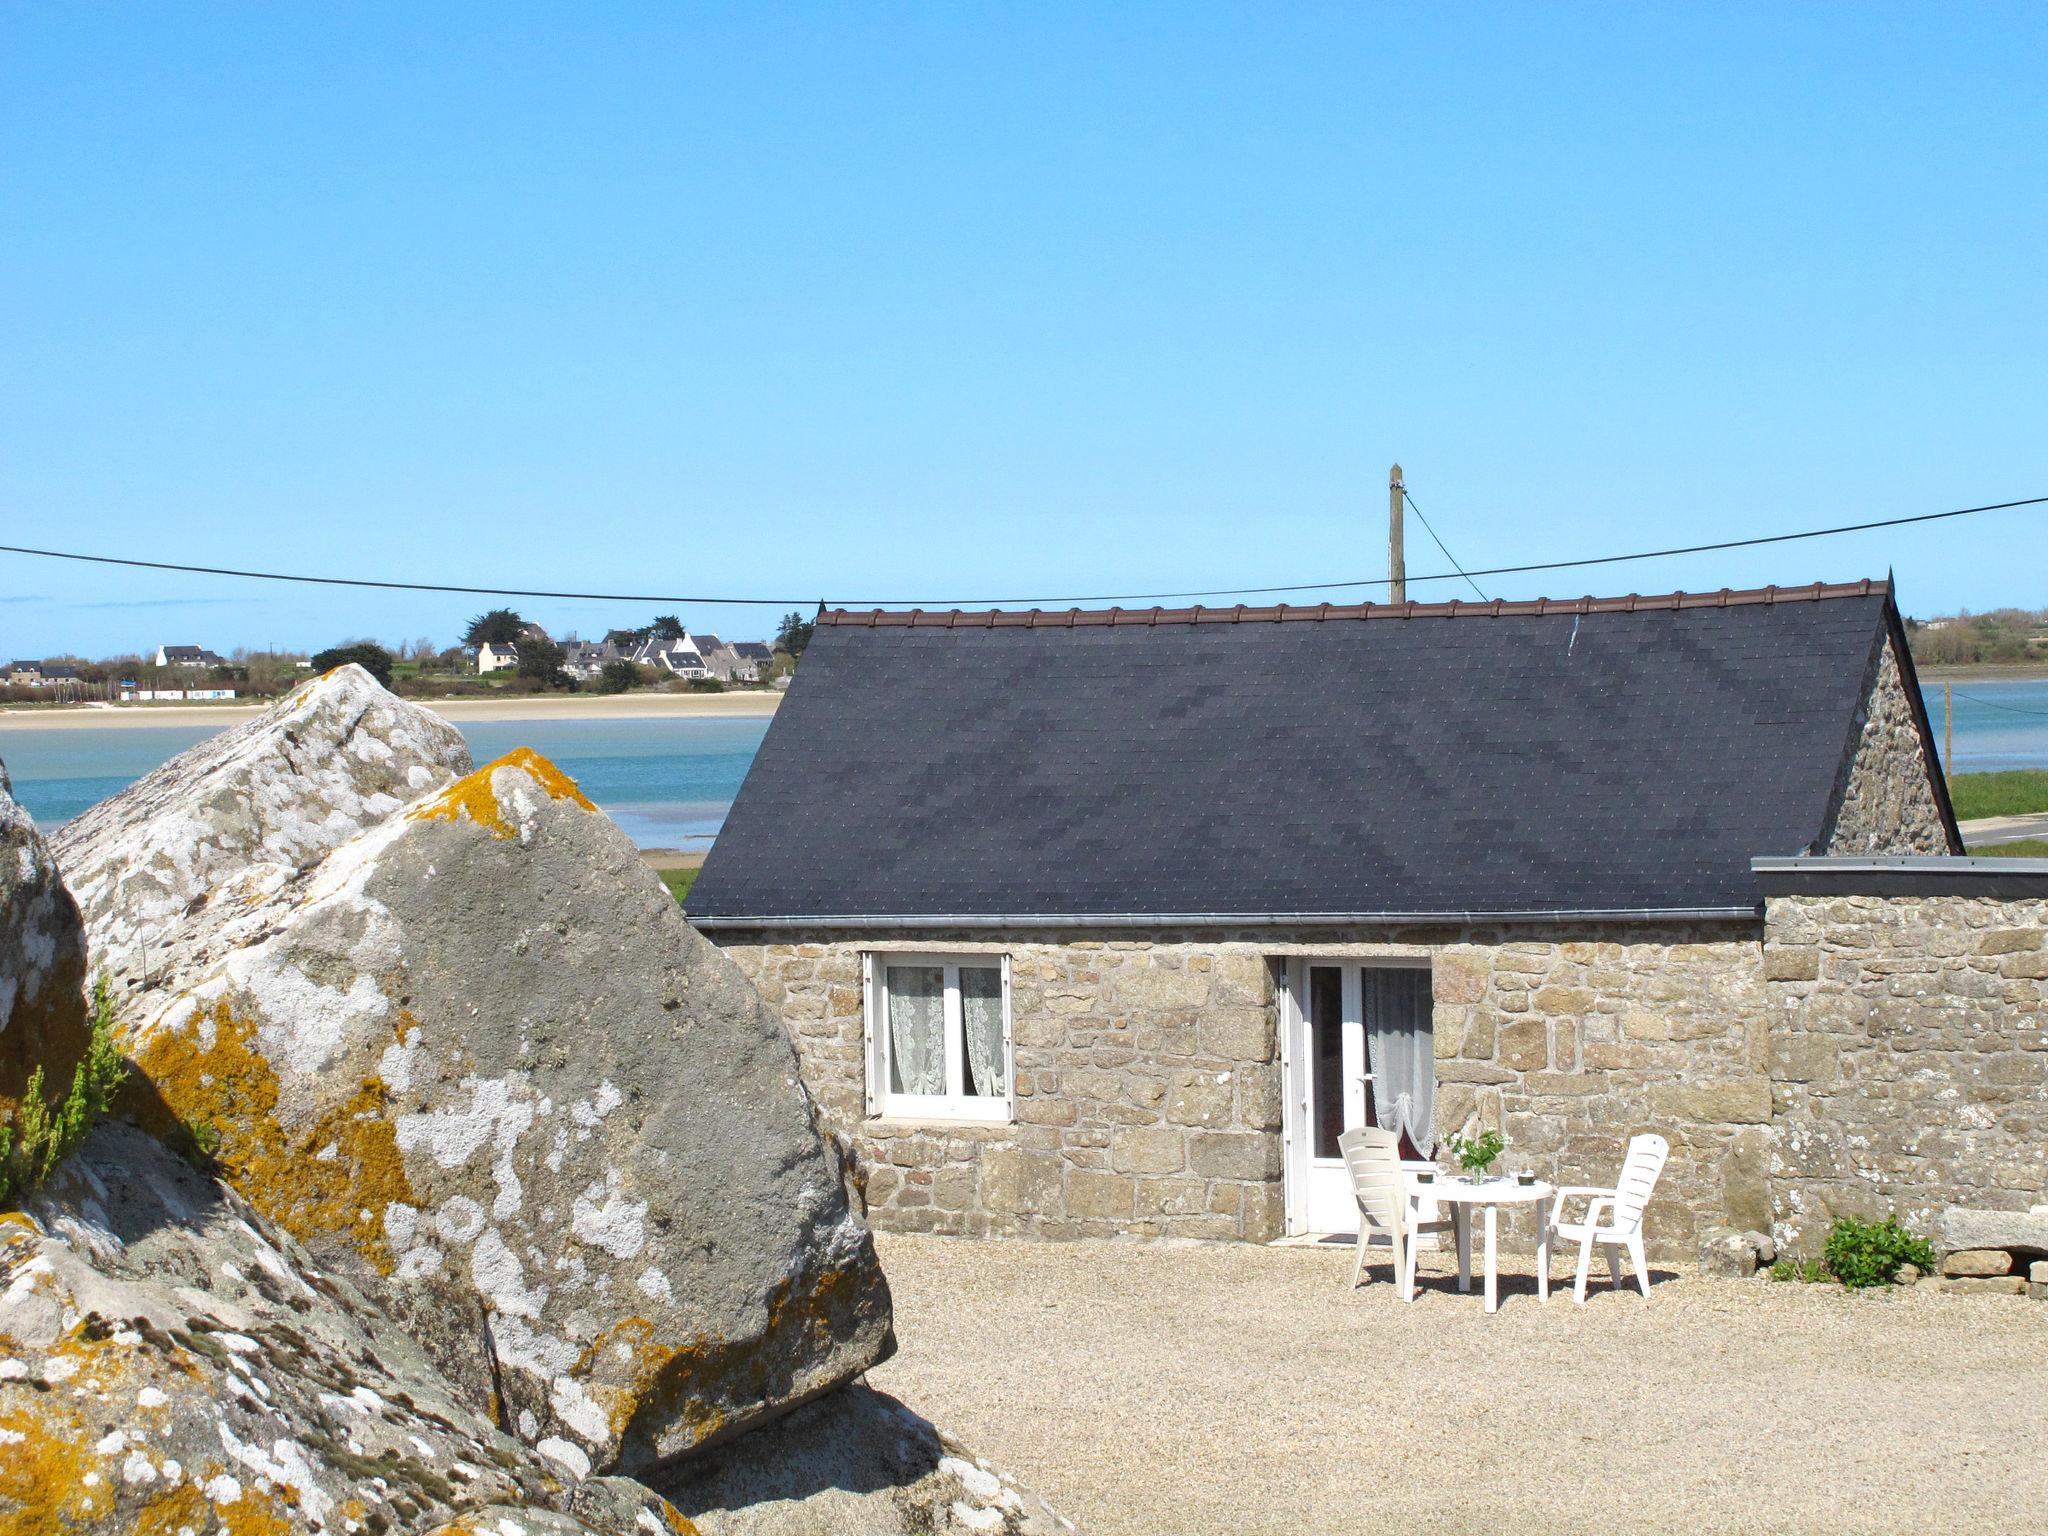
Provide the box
[1821,1215,1936,1289]
[1769,1256,1829,1283]
[1447,1129,1504,1179]
[0,975,128,1206]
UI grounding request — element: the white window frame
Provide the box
[863,952,1014,1124]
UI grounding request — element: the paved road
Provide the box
[1959,812,2048,847]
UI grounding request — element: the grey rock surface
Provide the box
[49,663,470,1014]
[1939,1248,2013,1278]
[1936,1275,2029,1296]
[0,756,90,1110]
[1940,1206,2048,1256]
[0,1121,688,1535]
[117,747,892,1475]
[1697,1228,1758,1279]
[657,1385,1072,1536]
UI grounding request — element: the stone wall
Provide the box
[1763,891,2048,1253]
[1819,630,1953,855]
[716,924,1780,1260]
[719,937,1288,1242]
[1431,927,1772,1260]
[716,874,2043,1273]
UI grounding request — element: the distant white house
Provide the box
[156,644,226,668]
[560,641,611,681]
[477,641,521,674]
[630,635,708,677]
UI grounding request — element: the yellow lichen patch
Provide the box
[0,1397,96,1535]
[132,999,416,1273]
[575,1262,877,1462]
[767,1261,861,1354]
[407,748,596,839]
[133,1483,215,1536]
[200,1483,297,1536]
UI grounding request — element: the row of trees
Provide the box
[9,607,812,705]
[1906,609,2048,668]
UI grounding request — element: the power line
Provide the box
[1400,487,1487,601]
[1950,688,2048,719]
[1,492,2043,609]
[0,545,819,609]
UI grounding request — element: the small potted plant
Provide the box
[1447,1129,1504,1184]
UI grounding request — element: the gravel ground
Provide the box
[867,1233,2048,1536]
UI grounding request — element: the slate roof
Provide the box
[688,581,1956,925]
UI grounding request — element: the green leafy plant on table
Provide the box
[1446,1129,1504,1180]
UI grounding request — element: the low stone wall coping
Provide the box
[1754,856,2048,899]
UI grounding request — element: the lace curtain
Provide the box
[885,965,945,1096]
[1363,967,1435,1154]
[960,966,1005,1098]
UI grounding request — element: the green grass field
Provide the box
[659,867,699,905]
[1967,838,2048,859]
[1946,769,2048,822]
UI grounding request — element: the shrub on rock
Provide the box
[0,759,91,1125]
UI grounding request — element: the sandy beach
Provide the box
[0,690,781,731]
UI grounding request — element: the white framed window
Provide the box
[863,952,1014,1123]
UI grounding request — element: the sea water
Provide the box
[1928,678,2048,774]
[0,715,771,849]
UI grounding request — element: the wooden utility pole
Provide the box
[1388,463,1406,602]
[1944,681,1953,776]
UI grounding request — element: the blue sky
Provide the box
[4,2,2045,659]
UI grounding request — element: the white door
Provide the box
[1282,960,1373,1234]
[1280,957,1435,1236]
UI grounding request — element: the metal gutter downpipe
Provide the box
[686,906,1763,932]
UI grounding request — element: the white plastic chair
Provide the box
[1339,1126,1452,1302]
[1547,1132,1669,1302]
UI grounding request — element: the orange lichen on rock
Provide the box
[135,1477,296,1536]
[582,1261,878,1465]
[0,1397,97,1535]
[132,999,415,1272]
[406,748,596,839]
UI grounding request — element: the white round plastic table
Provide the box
[1404,1174,1555,1313]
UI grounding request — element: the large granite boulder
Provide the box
[50,663,471,1013]
[0,1120,693,1535]
[0,758,90,1115]
[99,746,892,1475]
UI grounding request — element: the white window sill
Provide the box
[866,1107,1015,1130]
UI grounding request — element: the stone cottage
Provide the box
[689,581,2048,1261]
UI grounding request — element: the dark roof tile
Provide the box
[690,583,1924,921]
